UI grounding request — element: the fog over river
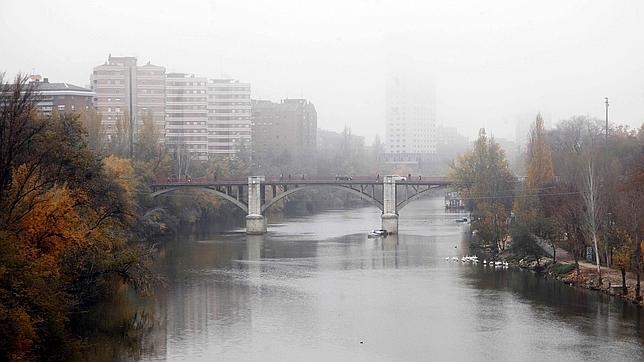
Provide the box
[138,197,642,361]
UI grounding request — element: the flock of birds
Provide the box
[445,255,509,267]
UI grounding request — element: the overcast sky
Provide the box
[2,0,643,142]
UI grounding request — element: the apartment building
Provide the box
[28,75,95,116]
[136,62,166,132]
[91,55,165,138]
[385,73,437,155]
[165,73,208,160]
[251,98,317,172]
[206,79,251,156]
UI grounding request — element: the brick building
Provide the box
[28,76,95,116]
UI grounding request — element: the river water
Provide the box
[136,197,642,361]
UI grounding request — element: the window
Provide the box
[58,105,65,111]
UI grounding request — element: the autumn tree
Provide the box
[106,113,132,157]
[0,74,45,193]
[0,74,153,359]
[526,114,555,189]
[613,229,633,295]
[450,128,515,213]
[514,114,556,257]
[614,126,643,300]
[450,128,515,254]
[545,117,606,276]
[135,110,162,162]
[79,107,104,152]
[540,182,585,272]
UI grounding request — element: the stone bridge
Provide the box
[150,175,452,234]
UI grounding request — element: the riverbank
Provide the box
[503,251,643,308]
[468,226,643,309]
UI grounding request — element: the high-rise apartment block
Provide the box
[164,73,208,160]
[137,62,166,131]
[91,55,165,138]
[92,55,254,159]
[385,74,436,155]
[251,98,317,171]
[206,79,251,155]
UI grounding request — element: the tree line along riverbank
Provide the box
[453,115,643,308]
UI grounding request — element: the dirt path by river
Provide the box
[551,245,642,306]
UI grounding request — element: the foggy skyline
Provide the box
[2,0,643,142]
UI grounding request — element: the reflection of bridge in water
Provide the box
[150,175,453,234]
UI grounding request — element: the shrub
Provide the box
[551,263,576,276]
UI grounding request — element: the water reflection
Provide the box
[135,198,642,361]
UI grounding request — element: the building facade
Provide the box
[91,55,165,138]
[28,76,95,116]
[251,98,317,173]
[206,79,251,156]
[164,73,208,160]
[91,55,262,159]
[385,74,436,155]
[136,62,166,132]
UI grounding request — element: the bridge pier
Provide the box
[246,176,267,234]
[381,175,398,234]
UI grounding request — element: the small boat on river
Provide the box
[368,229,388,238]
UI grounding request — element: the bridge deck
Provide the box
[151,177,451,188]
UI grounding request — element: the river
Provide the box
[130,197,642,361]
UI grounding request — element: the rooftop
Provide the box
[29,78,94,94]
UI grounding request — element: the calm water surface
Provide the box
[140,198,643,361]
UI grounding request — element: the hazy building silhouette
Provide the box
[251,99,317,173]
[91,55,165,138]
[165,73,208,160]
[385,74,436,154]
[136,61,166,133]
[384,73,437,172]
[206,79,251,155]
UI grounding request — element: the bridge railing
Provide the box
[153,175,451,186]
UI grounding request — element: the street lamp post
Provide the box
[605,97,609,147]
[604,97,610,268]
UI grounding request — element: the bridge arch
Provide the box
[151,186,249,214]
[261,184,383,214]
[396,185,445,211]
